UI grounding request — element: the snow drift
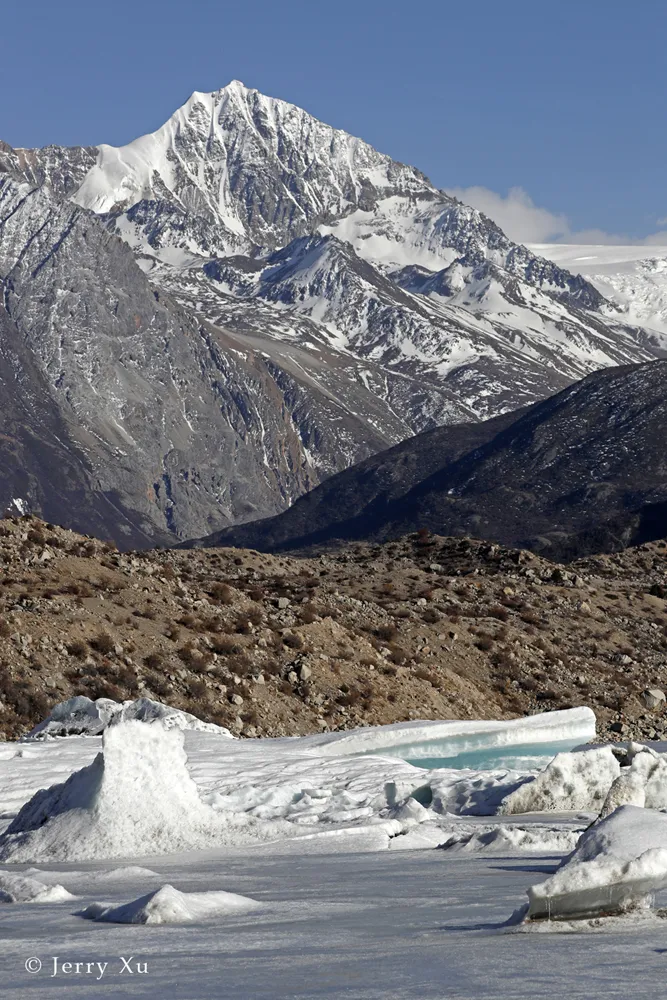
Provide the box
[0,720,248,861]
[26,695,233,739]
[439,825,581,855]
[498,747,620,815]
[78,884,261,924]
[0,871,73,904]
[525,805,667,921]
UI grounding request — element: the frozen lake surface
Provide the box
[2,844,667,999]
[0,704,663,998]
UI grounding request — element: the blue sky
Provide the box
[2,0,666,243]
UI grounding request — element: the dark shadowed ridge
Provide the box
[181,360,667,560]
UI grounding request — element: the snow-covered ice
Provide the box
[0,721,262,862]
[499,746,620,814]
[0,871,74,904]
[439,824,582,855]
[526,805,667,921]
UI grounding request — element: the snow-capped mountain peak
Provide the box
[0,83,664,545]
[72,80,435,257]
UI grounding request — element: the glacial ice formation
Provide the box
[498,747,620,814]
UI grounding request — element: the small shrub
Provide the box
[144,651,164,669]
[89,631,115,655]
[66,639,88,658]
[209,582,234,605]
[475,634,495,652]
[283,633,304,650]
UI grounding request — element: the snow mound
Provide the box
[526,805,667,921]
[0,721,245,861]
[26,696,233,739]
[439,825,581,855]
[431,769,529,816]
[78,883,261,924]
[498,747,620,815]
[0,871,74,903]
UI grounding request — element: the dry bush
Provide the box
[188,679,208,701]
[211,635,243,655]
[144,651,164,669]
[298,605,319,624]
[387,643,408,665]
[337,687,363,707]
[475,634,495,652]
[89,631,115,655]
[421,608,441,624]
[66,639,88,658]
[283,633,304,650]
[208,582,235,605]
[176,613,197,628]
[262,657,283,677]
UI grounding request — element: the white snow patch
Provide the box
[78,883,261,924]
[439,825,581,855]
[0,871,74,903]
[0,721,271,862]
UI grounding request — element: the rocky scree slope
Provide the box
[197,360,667,560]
[0,82,662,545]
[1,513,667,743]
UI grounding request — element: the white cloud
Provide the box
[445,185,667,247]
[446,185,569,243]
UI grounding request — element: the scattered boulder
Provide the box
[641,689,666,711]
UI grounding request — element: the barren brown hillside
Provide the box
[0,513,666,742]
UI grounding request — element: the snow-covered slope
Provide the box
[531,243,667,345]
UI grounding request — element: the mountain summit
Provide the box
[0,83,663,545]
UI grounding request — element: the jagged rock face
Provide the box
[0,140,97,200]
[0,81,664,545]
[190,360,667,560]
[0,177,400,543]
